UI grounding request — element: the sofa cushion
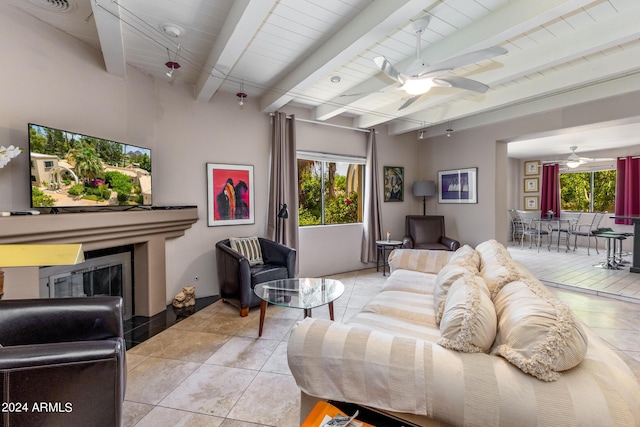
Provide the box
[433,263,478,325]
[448,244,481,270]
[437,275,497,353]
[476,239,522,297]
[388,249,453,274]
[491,278,589,381]
[230,236,263,266]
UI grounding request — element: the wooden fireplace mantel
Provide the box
[0,207,198,316]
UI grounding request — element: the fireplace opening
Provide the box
[39,245,134,320]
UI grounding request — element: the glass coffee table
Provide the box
[253,278,345,337]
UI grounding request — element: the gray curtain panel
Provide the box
[267,112,299,252]
[361,129,382,263]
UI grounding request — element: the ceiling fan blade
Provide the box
[398,95,422,110]
[418,46,507,77]
[373,56,402,82]
[433,76,489,93]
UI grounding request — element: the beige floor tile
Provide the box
[125,356,201,405]
[226,372,300,427]
[129,329,231,363]
[132,406,224,427]
[260,341,291,375]
[159,364,258,417]
[205,336,280,370]
[121,401,154,427]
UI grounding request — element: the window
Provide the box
[44,160,54,169]
[559,169,616,212]
[297,151,365,226]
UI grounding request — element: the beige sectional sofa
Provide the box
[287,240,640,426]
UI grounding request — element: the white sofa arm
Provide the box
[288,317,436,417]
[388,249,453,274]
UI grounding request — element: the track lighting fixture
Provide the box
[236,81,247,109]
[165,44,181,79]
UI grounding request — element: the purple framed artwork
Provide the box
[207,163,254,226]
[437,167,478,204]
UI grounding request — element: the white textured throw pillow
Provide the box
[230,237,263,266]
[491,278,589,381]
[433,263,477,325]
[438,275,497,353]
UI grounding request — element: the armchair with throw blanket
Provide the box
[402,215,461,251]
[216,237,296,316]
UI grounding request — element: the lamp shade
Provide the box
[0,244,84,267]
[413,180,436,197]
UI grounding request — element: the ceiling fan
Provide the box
[543,146,614,169]
[373,15,508,110]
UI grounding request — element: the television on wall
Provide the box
[28,123,152,209]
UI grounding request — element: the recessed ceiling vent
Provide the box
[27,0,77,13]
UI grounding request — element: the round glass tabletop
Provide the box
[254,277,345,310]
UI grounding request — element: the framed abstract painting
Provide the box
[383,166,404,202]
[437,167,478,204]
[207,163,254,226]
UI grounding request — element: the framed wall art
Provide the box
[438,167,478,204]
[206,163,254,226]
[524,177,539,193]
[524,195,539,210]
[383,166,404,202]
[524,160,540,176]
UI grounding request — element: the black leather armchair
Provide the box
[402,215,461,251]
[216,238,296,317]
[0,296,126,427]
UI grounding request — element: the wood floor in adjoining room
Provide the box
[122,245,640,427]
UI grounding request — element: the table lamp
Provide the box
[413,180,436,215]
[0,244,84,298]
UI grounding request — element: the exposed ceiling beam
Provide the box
[194,0,276,102]
[90,0,126,79]
[356,4,640,129]
[316,0,596,123]
[258,0,433,113]
[389,45,640,135]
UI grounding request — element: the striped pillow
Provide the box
[230,237,263,266]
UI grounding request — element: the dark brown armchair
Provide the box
[402,215,461,251]
[216,238,296,317]
[0,296,126,426]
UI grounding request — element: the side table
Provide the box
[375,240,402,276]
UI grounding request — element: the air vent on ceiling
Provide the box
[27,0,77,13]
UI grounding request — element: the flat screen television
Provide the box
[28,123,152,209]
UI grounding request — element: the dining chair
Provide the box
[549,211,582,252]
[516,210,550,252]
[568,212,605,255]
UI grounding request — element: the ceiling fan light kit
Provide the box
[372,14,507,111]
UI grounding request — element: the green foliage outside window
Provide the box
[559,170,616,212]
[298,159,362,226]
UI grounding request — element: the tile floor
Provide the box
[122,243,640,427]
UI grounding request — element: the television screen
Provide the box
[28,123,152,209]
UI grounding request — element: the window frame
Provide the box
[297,150,366,227]
[559,167,616,213]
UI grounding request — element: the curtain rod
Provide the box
[618,156,640,160]
[269,113,371,133]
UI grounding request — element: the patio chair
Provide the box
[569,212,605,255]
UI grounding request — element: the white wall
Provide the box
[0,4,420,302]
